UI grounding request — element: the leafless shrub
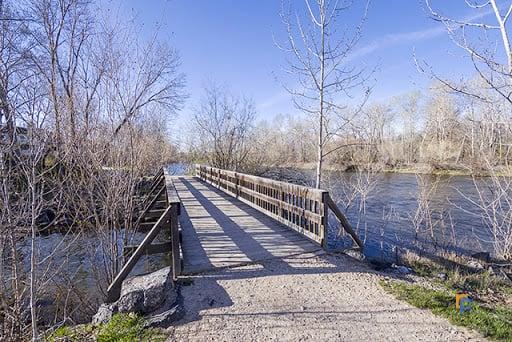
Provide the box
[457,166,512,261]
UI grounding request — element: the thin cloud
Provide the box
[346,26,444,63]
[257,90,291,110]
[347,6,495,63]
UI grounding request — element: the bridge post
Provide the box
[321,191,329,249]
[170,202,181,280]
[235,172,240,198]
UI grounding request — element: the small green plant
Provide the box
[96,313,144,342]
[380,280,512,341]
[46,313,166,342]
[46,324,96,341]
[51,326,73,339]
[97,313,166,342]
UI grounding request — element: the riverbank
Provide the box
[271,162,512,177]
[380,250,512,341]
[167,250,483,341]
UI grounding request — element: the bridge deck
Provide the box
[173,176,320,274]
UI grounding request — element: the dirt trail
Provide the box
[167,251,483,341]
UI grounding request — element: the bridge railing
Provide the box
[106,168,181,303]
[195,164,363,250]
[195,165,324,246]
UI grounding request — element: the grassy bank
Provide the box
[380,281,512,341]
[46,313,166,342]
[380,251,512,340]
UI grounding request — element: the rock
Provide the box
[118,289,145,314]
[344,248,365,261]
[437,272,448,281]
[121,266,171,297]
[143,304,184,329]
[93,303,118,324]
[119,266,172,314]
[471,252,491,263]
[93,267,181,327]
[391,263,413,275]
[467,260,484,270]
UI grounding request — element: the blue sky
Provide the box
[98,0,499,140]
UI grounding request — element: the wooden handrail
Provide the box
[133,185,165,231]
[107,205,172,302]
[165,174,181,279]
[106,168,182,303]
[140,170,165,209]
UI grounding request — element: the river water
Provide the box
[318,171,493,262]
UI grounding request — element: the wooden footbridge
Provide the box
[106,165,363,302]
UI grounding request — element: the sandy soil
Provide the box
[167,251,484,341]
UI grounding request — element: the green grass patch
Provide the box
[380,280,512,341]
[46,313,166,342]
[400,251,512,297]
[47,324,97,341]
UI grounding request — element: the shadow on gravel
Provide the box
[170,251,413,327]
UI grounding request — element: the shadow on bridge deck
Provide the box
[173,176,321,275]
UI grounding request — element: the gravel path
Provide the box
[167,251,484,341]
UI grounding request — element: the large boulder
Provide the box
[92,303,118,324]
[119,266,172,314]
[93,266,182,327]
[117,289,145,314]
[143,304,183,329]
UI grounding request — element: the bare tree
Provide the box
[392,91,421,165]
[422,0,512,105]
[421,1,512,260]
[277,0,372,188]
[0,0,185,339]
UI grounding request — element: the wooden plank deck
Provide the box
[173,176,321,274]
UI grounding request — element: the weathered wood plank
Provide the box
[326,194,364,249]
[173,176,320,274]
[170,202,181,280]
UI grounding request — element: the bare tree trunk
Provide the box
[490,0,512,74]
[29,166,38,341]
[316,7,326,189]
